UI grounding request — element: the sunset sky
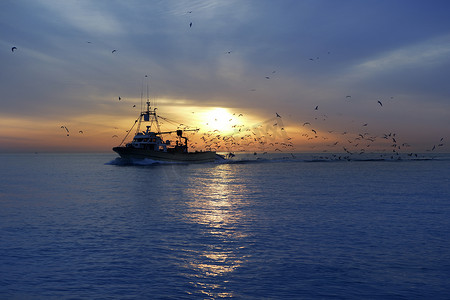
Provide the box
[1,0,449,153]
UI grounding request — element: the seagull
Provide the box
[303,122,310,126]
[276,113,281,118]
[112,49,117,53]
[377,100,383,106]
[11,46,17,52]
[112,135,118,138]
[346,95,351,98]
[189,22,192,28]
[61,125,69,136]
[118,96,121,100]
[315,105,319,110]
[79,131,83,134]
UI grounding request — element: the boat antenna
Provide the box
[146,75,151,108]
[142,74,149,111]
[140,79,144,112]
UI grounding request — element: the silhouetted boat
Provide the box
[113,101,224,163]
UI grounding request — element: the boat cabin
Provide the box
[126,126,188,153]
[128,132,168,151]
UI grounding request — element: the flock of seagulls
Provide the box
[171,95,447,160]
[293,99,446,160]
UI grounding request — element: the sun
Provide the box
[202,107,238,134]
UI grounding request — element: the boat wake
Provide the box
[107,153,450,166]
[106,157,183,166]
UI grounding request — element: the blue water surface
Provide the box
[0,153,449,299]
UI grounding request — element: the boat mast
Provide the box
[135,100,161,135]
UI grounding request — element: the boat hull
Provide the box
[113,146,222,163]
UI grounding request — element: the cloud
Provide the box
[36,0,124,36]
[354,35,450,75]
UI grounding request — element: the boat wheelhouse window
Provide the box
[142,139,148,142]
[144,144,155,150]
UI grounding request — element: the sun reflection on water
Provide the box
[181,164,251,298]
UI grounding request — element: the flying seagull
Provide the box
[11,46,17,52]
[377,100,383,106]
[112,49,117,53]
[315,105,319,110]
[61,125,69,136]
[189,22,192,28]
[276,113,281,118]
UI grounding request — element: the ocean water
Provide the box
[1,152,449,299]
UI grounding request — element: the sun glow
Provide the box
[201,107,239,134]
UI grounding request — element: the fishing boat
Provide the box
[113,101,224,163]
